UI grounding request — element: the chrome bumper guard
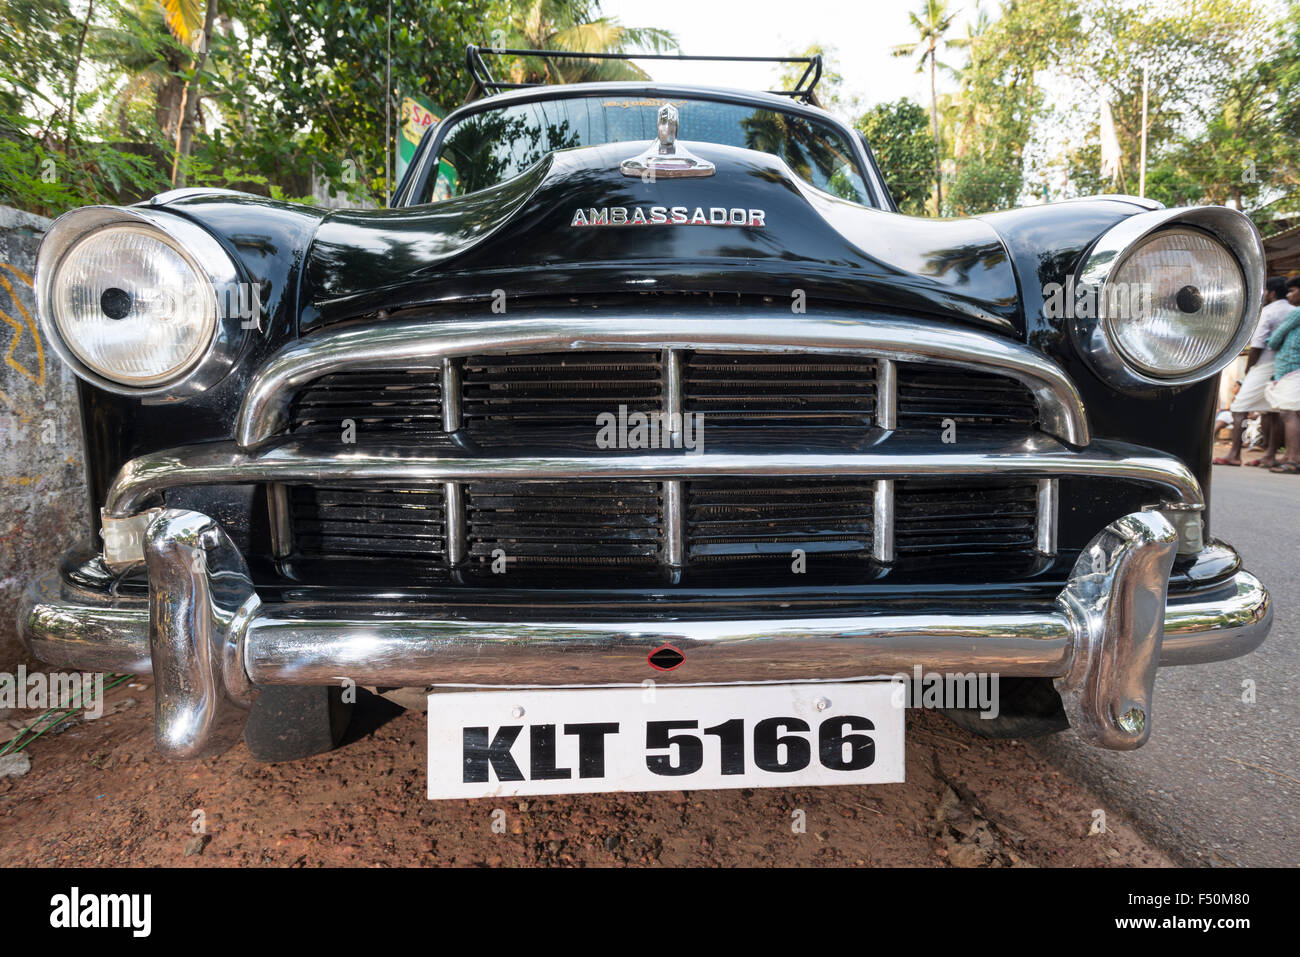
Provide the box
[19,508,1270,759]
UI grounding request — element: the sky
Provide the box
[596,0,978,121]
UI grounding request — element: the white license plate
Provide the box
[427,681,904,799]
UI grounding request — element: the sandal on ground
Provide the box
[1268,462,1300,474]
[1246,458,1276,467]
[1212,456,1241,466]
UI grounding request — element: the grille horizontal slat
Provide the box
[896,362,1038,430]
[684,353,876,427]
[895,480,1038,555]
[687,480,874,562]
[464,352,661,431]
[466,481,663,573]
[289,486,446,559]
[288,371,444,435]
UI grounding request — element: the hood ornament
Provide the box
[620,104,716,179]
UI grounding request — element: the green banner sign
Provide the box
[398,91,457,199]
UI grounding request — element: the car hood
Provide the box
[298,142,1024,334]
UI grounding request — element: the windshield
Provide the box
[424,94,869,205]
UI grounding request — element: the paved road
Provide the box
[1034,465,1298,867]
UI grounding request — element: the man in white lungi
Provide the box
[1219,277,1292,466]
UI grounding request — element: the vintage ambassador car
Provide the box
[19,48,1272,795]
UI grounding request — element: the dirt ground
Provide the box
[0,677,1175,868]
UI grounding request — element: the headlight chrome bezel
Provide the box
[1073,205,1264,392]
[35,205,248,399]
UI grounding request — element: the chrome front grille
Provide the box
[288,477,1041,584]
[894,480,1039,555]
[289,475,1040,579]
[278,343,1056,582]
[204,309,1122,584]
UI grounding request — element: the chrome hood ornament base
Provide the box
[620,103,716,179]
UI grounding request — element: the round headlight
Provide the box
[49,224,217,386]
[1103,227,1245,378]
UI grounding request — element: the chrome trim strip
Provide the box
[875,357,896,431]
[1047,194,1164,211]
[444,481,466,567]
[148,187,254,206]
[1035,478,1058,556]
[663,479,684,575]
[236,312,1091,447]
[663,347,683,442]
[662,348,685,577]
[441,357,462,432]
[872,480,894,563]
[103,434,1200,520]
[267,484,292,559]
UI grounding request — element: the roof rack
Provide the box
[464,44,823,104]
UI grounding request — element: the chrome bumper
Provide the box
[19,508,1270,759]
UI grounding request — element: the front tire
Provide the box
[243,685,353,762]
[939,677,1069,739]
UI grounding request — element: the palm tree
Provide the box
[892,0,960,212]
[499,0,678,85]
[946,1,991,70]
[944,1,992,162]
[94,1,191,140]
[159,0,219,186]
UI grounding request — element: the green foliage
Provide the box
[1,0,671,210]
[1,0,1297,226]
[856,99,935,215]
[1047,0,1300,231]
[0,0,76,119]
[890,0,963,210]
[494,0,677,84]
[187,0,489,204]
[942,0,1081,214]
[775,43,849,109]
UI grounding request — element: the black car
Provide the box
[19,49,1271,796]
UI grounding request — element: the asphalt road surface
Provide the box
[1034,464,1298,867]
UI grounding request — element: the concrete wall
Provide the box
[0,206,89,670]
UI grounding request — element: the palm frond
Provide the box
[160,0,203,46]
